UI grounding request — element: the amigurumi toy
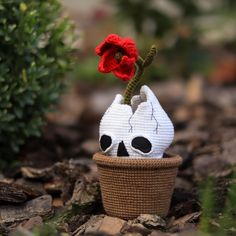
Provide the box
[99,85,174,158]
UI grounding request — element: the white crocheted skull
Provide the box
[99,85,174,158]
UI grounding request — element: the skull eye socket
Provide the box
[100,135,112,152]
[131,136,152,154]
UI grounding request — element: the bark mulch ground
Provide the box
[1,79,235,236]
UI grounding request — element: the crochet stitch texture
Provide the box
[99,85,174,158]
[95,34,138,81]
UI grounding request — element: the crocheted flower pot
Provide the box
[94,34,182,220]
[93,152,182,220]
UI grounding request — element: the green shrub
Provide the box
[0,0,75,158]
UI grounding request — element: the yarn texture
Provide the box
[95,34,138,81]
[99,85,174,158]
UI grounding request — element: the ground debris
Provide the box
[72,215,126,235]
[193,154,231,181]
[72,215,104,235]
[10,227,33,236]
[0,195,52,224]
[120,222,151,236]
[0,223,10,236]
[149,230,172,236]
[21,166,54,181]
[68,214,91,233]
[221,138,236,165]
[0,181,27,204]
[170,188,199,217]
[4,81,235,235]
[96,216,126,235]
[19,160,93,205]
[174,130,208,146]
[67,176,100,206]
[131,214,166,230]
[174,177,193,190]
[81,139,99,155]
[44,177,64,195]
[19,216,43,231]
[0,181,41,204]
[16,178,46,195]
[168,212,201,231]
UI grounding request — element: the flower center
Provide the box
[114,52,123,63]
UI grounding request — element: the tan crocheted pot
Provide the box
[93,152,182,220]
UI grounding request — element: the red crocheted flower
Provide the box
[95,34,138,81]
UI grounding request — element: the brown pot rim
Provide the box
[93,152,182,169]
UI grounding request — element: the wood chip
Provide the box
[132,214,166,229]
[171,212,201,230]
[67,176,100,206]
[21,216,43,231]
[98,216,126,235]
[0,182,27,203]
[0,195,52,224]
[73,215,126,236]
[72,215,105,236]
[52,198,64,208]
[21,166,53,181]
[120,222,151,236]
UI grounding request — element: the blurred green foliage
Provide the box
[73,57,117,84]
[77,0,236,83]
[112,0,236,78]
[199,179,216,233]
[114,0,200,36]
[32,224,58,236]
[199,174,236,235]
[0,0,75,158]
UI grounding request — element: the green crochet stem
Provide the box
[123,45,157,105]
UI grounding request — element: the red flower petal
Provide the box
[113,66,135,81]
[95,34,122,56]
[98,47,119,73]
[113,56,136,81]
[95,34,138,81]
[95,34,138,59]
[121,38,138,59]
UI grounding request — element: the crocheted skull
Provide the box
[99,85,174,158]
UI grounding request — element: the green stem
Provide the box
[123,57,144,105]
[123,45,157,105]
[143,45,157,68]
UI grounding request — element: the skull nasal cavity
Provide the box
[117,141,129,157]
